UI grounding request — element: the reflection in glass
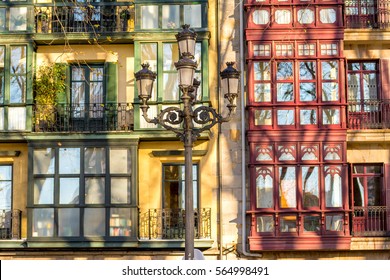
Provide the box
[297,9,314,24]
[326,215,343,231]
[280,216,297,232]
[0,9,5,32]
[59,178,79,204]
[253,10,270,25]
[110,148,131,174]
[162,5,180,29]
[257,216,274,232]
[10,46,26,103]
[256,167,273,208]
[275,10,291,24]
[322,61,338,80]
[277,62,293,80]
[304,216,320,232]
[302,166,319,207]
[59,148,80,174]
[85,178,105,204]
[34,178,54,204]
[111,178,130,204]
[254,109,272,125]
[279,166,296,208]
[9,7,27,31]
[300,62,316,80]
[322,82,339,101]
[84,147,106,174]
[300,109,317,125]
[325,166,342,207]
[141,5,158,29]
[254,62,271,80]
[277,110,294,125]
[320,8,337,24]
[184,5,202,28]
[300,83,316,101]
[84,208,105,236]
[141,43,157,100]
[322,109,340,125]
[277,83,294,102]
[254,84,271,102]
[0,166,11,210]
[32,208,54,237]
[34,148,55,175]
[58,208,80,237]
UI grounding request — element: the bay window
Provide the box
[29,144,137,240]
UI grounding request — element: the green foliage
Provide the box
[33,63,66,127]
[34,63,66,105]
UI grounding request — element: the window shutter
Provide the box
[384,164,390,233]
[105,62,118,104]
[380,59,390,100]
[55,63,68,104]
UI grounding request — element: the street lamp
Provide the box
[135,25,240,260]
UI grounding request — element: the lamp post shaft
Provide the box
[182,87,195,260]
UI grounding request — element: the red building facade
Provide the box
[245,0,351,250]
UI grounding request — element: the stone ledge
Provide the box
[350,237,390,250]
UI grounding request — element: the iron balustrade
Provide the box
[0,209,21,240]
[139,208,211,240]
[345,0,390,29]
[33,103,134,132]
[352,206,389,236]
[35,3,134,33]
[347,99,390,129]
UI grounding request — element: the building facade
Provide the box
[1,0,390,261]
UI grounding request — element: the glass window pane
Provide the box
[85,178,105,204]
[298,9,314,24]
[253,10,270,25]
[163,73,179,100]
[254,62,271,80]
[163,43,179,71]
[323,109,340,125]
[256,167,273,208]
[325,215,343,231]
[304,215,320,232]
[367,177,381,206]
[257,216,274,232]
[300,109,317,125]
[322,61,338,80]
[34,178,54,204]
[84,147,106,174]
[10,46,26,74]
[300,83,316,101]
[110,208,132,237]
[33,148,55,175]
[0,46,4,103]
[363,73,378,99]
[0,166,12,210]
[141,43,157,101]
[277,62,293,80]
[59,178,79,204]
[279,166,296,208]
[254,109,272,125]
[0,9,5,32]
[277,109,295,125]
[32,208,54,237]
[348,73,360,100]
[8,107,26,130]
[300,62,316,80]
[59,148,80,174]
[9,7,28,31]
[280,215,297,232]
[162,5,179,29]
[84,208,105,236]
[10,76,26,103]
[111,177,131,204]
[353,177,365,206]
[275,10,291,24]
[320,8,337,24]
[141,6,158,29]
[322,82,339,101]
[302,166,319,207]
[184,5,202,28]
[277,83,294,102]
[254,84,271,102]
[110,148,131,174]
[58,208,80,237]
[325,166,342,207]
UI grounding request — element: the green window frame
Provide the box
[29,143,138,241]
[136,2,207,30]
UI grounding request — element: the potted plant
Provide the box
[33,63,66,131]
[120,9,131,31]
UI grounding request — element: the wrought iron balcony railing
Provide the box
[0,209,21,240]
[345,0,390,29]
[347,99,390,129]
[35,3,134,34]
[33,103,134,132]
[352,206,389,237]
[139,208,211,240]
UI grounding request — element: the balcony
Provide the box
[0,209,21,240]
[34,3,134,34]
[352,206,389,236]
[347,99,390,129]
[33,103,133,132]
[139,208,211,240]
[345,0,390,29]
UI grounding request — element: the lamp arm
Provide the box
[192,105,235,135]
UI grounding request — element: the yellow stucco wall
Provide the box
[0,144,28,238]
[35,44,135,103]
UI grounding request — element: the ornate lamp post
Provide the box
[135,25,240,260]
